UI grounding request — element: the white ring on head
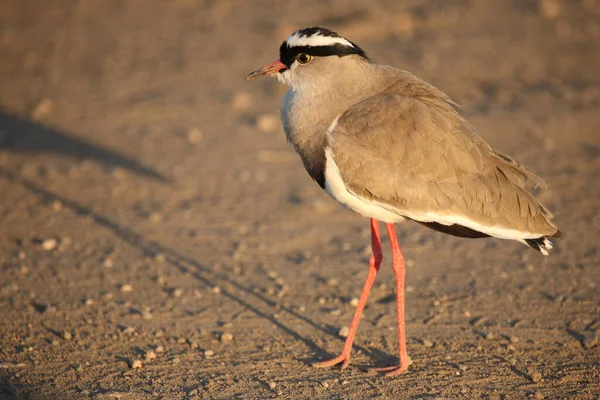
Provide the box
[285,31,354,49]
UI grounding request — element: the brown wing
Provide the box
[329,91,558,236]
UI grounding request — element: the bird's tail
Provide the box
[523,230,562,256]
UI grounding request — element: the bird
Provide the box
[246,26,561,376]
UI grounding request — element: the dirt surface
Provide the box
[1,0,599,399]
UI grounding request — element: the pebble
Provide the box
[142,309,153,320]
[534,391,545,400]
[177,337,187,344]
[349,297,360,307]
[256,114,279,133]
[231,92,252,110]
[583,334,598,349]
[422,339,434,348]
[212,286,221,294]
[145,350,156,361]
[321,381,330,389]
[327,278,339,287]
[204,349,214,357]
[510,335,520,343]
[485,332,495,340]
[171,287,184,297]
[268,381,277,389]
[52,200,63,212]
[338,326,350,338]
[41,239,58,251]
[539,0,561,19]
[530,371,542,383]
[120,284,133,293]
[220,332,234,342]
[187,128,203,144]
[62,330,72,340]
[155,346,164,353]
[31,98,53,120]
[129,359,142,369]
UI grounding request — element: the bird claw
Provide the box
[370,357,412,377]
[313,354,351,369]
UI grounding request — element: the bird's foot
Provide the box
[370,357,412,377]
[313,353,351,369]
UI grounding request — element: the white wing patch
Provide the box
[285,31,355,49]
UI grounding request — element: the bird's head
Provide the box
[246,27,370,90]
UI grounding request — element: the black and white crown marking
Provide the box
[279,27,369,68]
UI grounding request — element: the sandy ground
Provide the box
[1,0,599,399]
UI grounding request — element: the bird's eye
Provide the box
[296,53,312,64]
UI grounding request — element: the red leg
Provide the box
[373,223,412,376]
[314,219,383,369]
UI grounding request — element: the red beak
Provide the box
[246,60,287,80]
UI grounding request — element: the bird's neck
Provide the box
[281,65,378,187]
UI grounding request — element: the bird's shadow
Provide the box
[0,110,167,182]
[2,168,392,369]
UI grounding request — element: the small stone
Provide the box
[103,258,114,268]
[171,287,184,297]
[256,114,279,133]
[62,330,72,340]
[321,381,329,389]
[231,92,252,110]
[189,340,199,349]
[204,349,214,357]
[422,339,434,348]
[142,309,153,320]
[148,212,162,223]
[187,128,203,144]
[458,364,467,371]
[129,359,142,369]
[120,284,133,293]
[583,334,598,349]
[145,350,156,360]
[327,278,339,287]
[530,371,542,383]
[212,286,221,294]
[338,326,350,338]
[84,298,94,306]
[349,297,360,307]
[220,332,234,342]
[485,332,495,340]
[155,346,164,353]
[539,0,561,19]
[41,239,58,251]
[177,337,187,344]
[268,381,277,389]
[52,200,63,212]
[534,391,544,400]
[317,297,326,305]
[510,336,520,343]
[31,98,53,120]
[509,357,517,366]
